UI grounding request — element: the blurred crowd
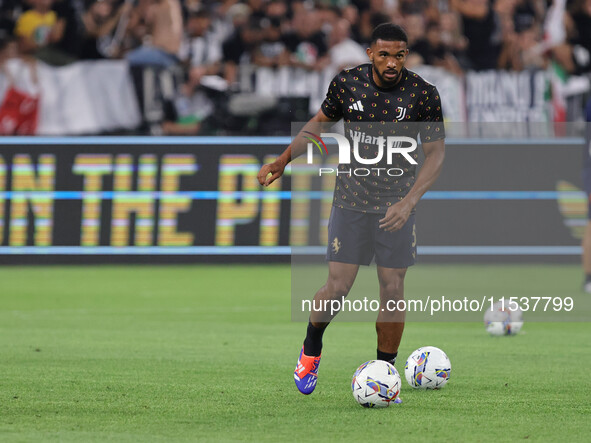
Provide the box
[1,0,590,133]
[3,0,591,73]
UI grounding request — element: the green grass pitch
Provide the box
[1,264,590,442]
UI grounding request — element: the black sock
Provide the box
[586,274,591,283]
[377,349,398,365]
[303,322,326,357]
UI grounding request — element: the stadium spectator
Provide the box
[263,0,288,38]
[14,0,70,64]
[216,2,251,47]
[570,0,591,71]
[519,24,545,69]
[181,9,223,92]
[398,13,423,48]
[398,0,430,16]
[51,0,81,60]
[368,0,397,15]
[0,0,20,58]
[558,0,591,75]
[513,0,544,33]
[288,0,308,16]
[327,17,366,74]
[352,11,390,46]
[282,9,328,71]
[78,0,134,60]
[412,21,463,75]
[397,0,439,24]
[0,0,21,34]
[0,23,18,62]
[497,0,545,72]
[246,0,266,20]
[316,4,341,35]
[341,3,359,27]
[396,14,424,69]
[222,16,263,83]
[265,0,288,20]
[451,0,503,70]
[122,0,149,53]
[497,1,521,70]
[252,16,289,67]
[125,0,183,68]
[161,8,225,136]
[439,11,468,62]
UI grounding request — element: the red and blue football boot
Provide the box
[294,346,321,395]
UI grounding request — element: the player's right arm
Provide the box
[257,110,338,187]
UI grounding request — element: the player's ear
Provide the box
[366,47,373,61]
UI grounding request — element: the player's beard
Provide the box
[373,65,402,87]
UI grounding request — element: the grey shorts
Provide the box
[326,206,416,268]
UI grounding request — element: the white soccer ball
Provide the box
[484,299,524,336]
[404,346,451,389]
[351,360,401,408]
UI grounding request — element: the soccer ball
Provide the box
[351,360,401,408]
[404,346,451,389]
[484,299,524,336]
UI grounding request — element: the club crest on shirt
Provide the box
[331,237,342,254]
[395,106,406,121]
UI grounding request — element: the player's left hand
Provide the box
[379,200,413,232]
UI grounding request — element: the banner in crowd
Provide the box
[464,70,549,122]
[245,65,552,123]
[0,59,141,135]
[0,61,560,136]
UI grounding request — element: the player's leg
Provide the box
[375,266,407,365]
[304,205,371,352]
[304,261,359,352]
[294,262,360,394]
[309,261,360,326]
[294,207,371,394]
[373,213,416,365]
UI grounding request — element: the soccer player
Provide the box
[257,23,445,395]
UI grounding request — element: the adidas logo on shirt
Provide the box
[348,100,364,111]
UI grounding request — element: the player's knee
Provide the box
[380,279,404,298]
[325,278,353,299]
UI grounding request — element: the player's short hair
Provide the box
[370,23,408,45]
